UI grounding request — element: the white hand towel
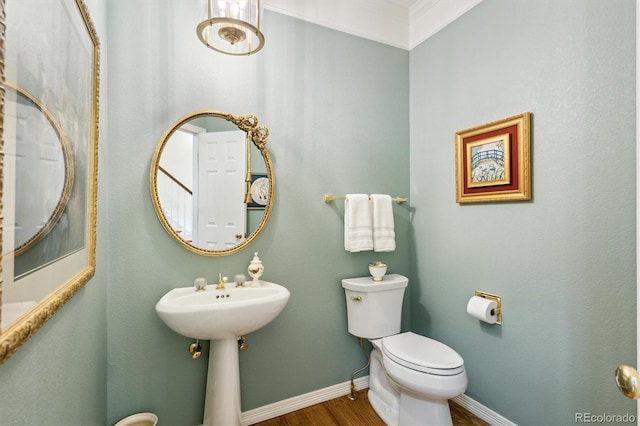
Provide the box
[344,194,373,252]
[371,194,396,252]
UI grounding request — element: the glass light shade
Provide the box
[197,0,265,56]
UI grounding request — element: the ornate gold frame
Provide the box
[455,112,531,203]
[0,0,100,366]
[150,110,274,256]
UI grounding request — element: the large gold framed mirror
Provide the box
[0,0,100,365]
[150,111,273,256]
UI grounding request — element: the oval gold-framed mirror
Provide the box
[5,83,75,258]
[149,111,273,256]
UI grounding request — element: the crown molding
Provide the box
[263,0,410,49]
[262,0,483,50]
[409,0,483,49]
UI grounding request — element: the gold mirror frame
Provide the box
[0,0,100,366]
[6,83,75,257]
[150,111,274,256]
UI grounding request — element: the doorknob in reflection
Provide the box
[615,365,640,399]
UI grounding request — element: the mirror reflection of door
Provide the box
[197,130,247,249]
[158,126,246,250]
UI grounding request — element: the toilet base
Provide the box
[369,387,399,426]
[369,382,453,426]
[368,347,400,425]
[399,390,452,426]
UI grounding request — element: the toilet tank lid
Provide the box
[341,274,408,292]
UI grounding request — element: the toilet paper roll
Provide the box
[466,296,498,324]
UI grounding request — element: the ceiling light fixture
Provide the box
[197,0,265,56]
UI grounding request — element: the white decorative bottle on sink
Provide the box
[247,252,264,285]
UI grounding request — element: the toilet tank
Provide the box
[342,274,408,339]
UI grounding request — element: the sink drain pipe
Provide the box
[237,335,249,350]
[189,340,202,359]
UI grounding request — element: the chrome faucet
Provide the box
[216,273,228,290]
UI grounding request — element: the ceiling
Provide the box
[385,0,419,7]
[262,0,483,50]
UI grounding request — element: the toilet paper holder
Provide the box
[474,291,502,325]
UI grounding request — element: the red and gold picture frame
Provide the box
[455,112,531,203]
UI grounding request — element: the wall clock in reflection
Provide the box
[250,176,269,208]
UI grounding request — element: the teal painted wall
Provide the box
[0,0,108,424]
[409,1,636,424]
[0,1,636,425]
[106,2,409,424]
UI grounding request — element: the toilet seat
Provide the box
[382,332,464,376]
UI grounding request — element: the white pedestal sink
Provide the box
[156,281,290,426]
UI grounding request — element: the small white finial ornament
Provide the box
[248,252,264,285]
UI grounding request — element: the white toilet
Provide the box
[342,274,467,426]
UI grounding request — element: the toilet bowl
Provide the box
[380,332,467,425]
[114,412,158,426]
[342,275,467,426]
[382,332,466,396]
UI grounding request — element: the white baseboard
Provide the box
[241,376,369,425]
[241,375,515,426]
[451,393,516,426]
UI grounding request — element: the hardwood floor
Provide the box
[252,390,489,425]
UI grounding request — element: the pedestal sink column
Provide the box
[203,338,241,426]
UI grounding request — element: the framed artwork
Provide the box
[455,112,531,203]
[248,173,269,209]
[0,0,100,365]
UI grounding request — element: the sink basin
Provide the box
[155,281,290,340]
[156,280,290,425]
